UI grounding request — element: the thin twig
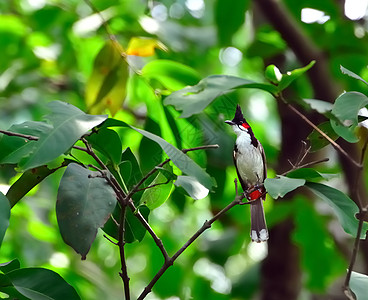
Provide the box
[279,158,329,176]
[277,94,362,168]
[0,129,90,153]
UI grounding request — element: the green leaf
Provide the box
[86,41,128,116]
[0,121,52,165]
[141,59,200,91]
[124,205,150,243]
[292,197,345,291]
[140,164,173,209]
[340,65,368,86]
[306,182,368,238]
[264,176,305,199]
[0,259,20,274]
[164,75,278,118]
[101,119,216,190]
[174,175,209,200]
[350,271,368,299]
[6,267,80,299]
[278,61,315,91]
[215,0,249,45]
[0,192,10,247]
[138,117,163,174]
[6,163,68,208]
[120,147,143,191]
[330,92,368,142]
[287,168,335,182]
[86,128,122,167]
[307,122,339,152]
[19,101,107,171]
[56,163,117,259]
[303,99,333,114]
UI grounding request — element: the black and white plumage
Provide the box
[225,104,269,243]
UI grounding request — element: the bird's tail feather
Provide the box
[250,199,268,242]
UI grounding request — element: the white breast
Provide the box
[235,133,264,186]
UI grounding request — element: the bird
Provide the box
[225,104,269,242]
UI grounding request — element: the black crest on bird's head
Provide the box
[232,104,246,125]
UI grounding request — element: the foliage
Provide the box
[1,1,368,300]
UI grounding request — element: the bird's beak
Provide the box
[225,120,235,125]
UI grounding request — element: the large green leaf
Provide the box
[287,168,335,182]
[330,92,368,142]
[101,119,216,190]
[5,267,80,299]
[0,192,10,247]
[292,197,345,291]
[164,75,278,118]
[303,99,333,114]
[124,205,150,243]
[264,176,305,199]
[141,59,200,91]
[56,163,117,259]
[19,101,107,171]
[0,121,52,164]
[306,182,368,238]
[350,271,368,299]
[215,0,249,45]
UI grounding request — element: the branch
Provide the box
[118,204,130,300]
[137,189,245,300]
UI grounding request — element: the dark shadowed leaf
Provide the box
[124,205,150,243]
[350,271,368,299]
[86,128,122,167]
[6,267,80,299]
[19,101,107,171]
[306,182,368,238]
[141,59,200,91]
[307,122,339,151]
[101,119,216,190]
[0,121,52,164]
[340,65,368,86]
[287,168,335,182]
[0,259,20,274]
[6,163,69,207]
[120,147,143,190]
[264,176,305,199]
[174,175,209,200]
[56,163,116,259]
[0,192,10,247]
[278,61,315,91]
[164,75,278,118]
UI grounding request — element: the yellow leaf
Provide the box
[126,37,168,57]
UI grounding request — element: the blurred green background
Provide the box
[1,0,368,299]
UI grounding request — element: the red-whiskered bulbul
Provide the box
[225,104,269,243]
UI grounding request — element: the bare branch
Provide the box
[118,204,130,300]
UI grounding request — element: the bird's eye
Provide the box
[241,123,250,129]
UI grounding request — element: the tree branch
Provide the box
[137,191,245,300]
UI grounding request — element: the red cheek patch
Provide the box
[242,123,250,129]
